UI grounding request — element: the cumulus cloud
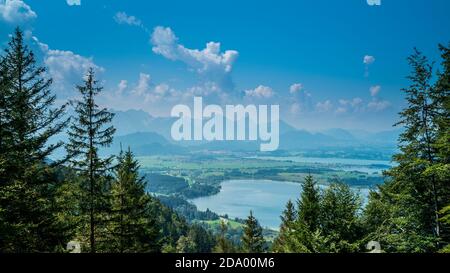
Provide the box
[367,99,390,111]
[288,83,312,114]
[0,0,36,23]
[117,80,128,95]
[99,73,184,115]
[66,0,80,6]
[370,85,381,97]
[316,100,333,113]
[289,83,304,94]
[367,0,381,6]
[335,107,347,114]
[132,73,150,96]
[32,36,104,97]
[151,26,239,91]
[114,12,142,27]
[364,55,375,65]
[127,73,179,103]
[337,98,364,113]
[364,55,376,77]
[245,85,275,99]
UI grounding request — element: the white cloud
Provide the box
[316,100,333,113]
[337,97,364,113]
[133,73,151,96]
[245,85,274,99]
[288,83,312,114]
[336,107,347,114]
[114,12,142,27]
[117,80,128,95]
[370,85,381,97]
[339,98,363,108]
[367,99,390,111]
[363,55,375,65]
[364,55,376,77]
[154,83,170,96]
[99,73,184,114]
[0,0,36,23]
[289,83,304,94]
[367,0,381,6]
[128,73,181,103]
[32,36,104,97]
[151,26,239,91]
[66,0,80,6]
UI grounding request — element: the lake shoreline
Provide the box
[189,179,373,229]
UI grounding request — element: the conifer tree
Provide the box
[319,182,362,252]
[366,48,450,252]
[297,175,320,231]
[187,224,216,253]
[433,43,450,164]
[272,200,296,252]
[66,68,116,253]
[0,57,11,157]
[432,44,450,247]
[241,211,266,253]
[109,148,159,253]
[0,28,69,252]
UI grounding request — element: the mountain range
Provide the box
[105,110,402,155]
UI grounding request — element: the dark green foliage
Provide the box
[274,176,363,253]
[146,173,219,199]
[319,182,363,252]
[298,175,320,231]
[241,211,266,253]
[1,27,448,254]
[272,200,296,252]
[66,68,116,253]
[186,224,216,253]
[174,224,216,253]
[157,195,219,221]
[0,28,70,252]
[363,46,450,252]
[109,148,159,253]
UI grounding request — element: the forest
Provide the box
[0,28,449,253]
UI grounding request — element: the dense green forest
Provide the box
[0,28,449,253]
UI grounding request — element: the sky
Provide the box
[0,0,449,132]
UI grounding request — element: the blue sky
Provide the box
[1,0,449,131]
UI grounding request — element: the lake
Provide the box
[252,156,393,174]
[190,179,371,230]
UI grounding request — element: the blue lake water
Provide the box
[252,156,393,174]
[190,179,371,230]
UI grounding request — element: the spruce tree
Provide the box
[0,28,69,252]
[109,148,159,253]
[275,176,323,253]
[367,48,450,252]
[433,43,450,165]
[0,56,11,157]
[320,182,362,252]
[272,200,296,252]
[66,68,116,253]
[187,224,216,253]
[433,44,450,247]
[297,175,320,231]
[241,211,266,253]
[394,48,441,238]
